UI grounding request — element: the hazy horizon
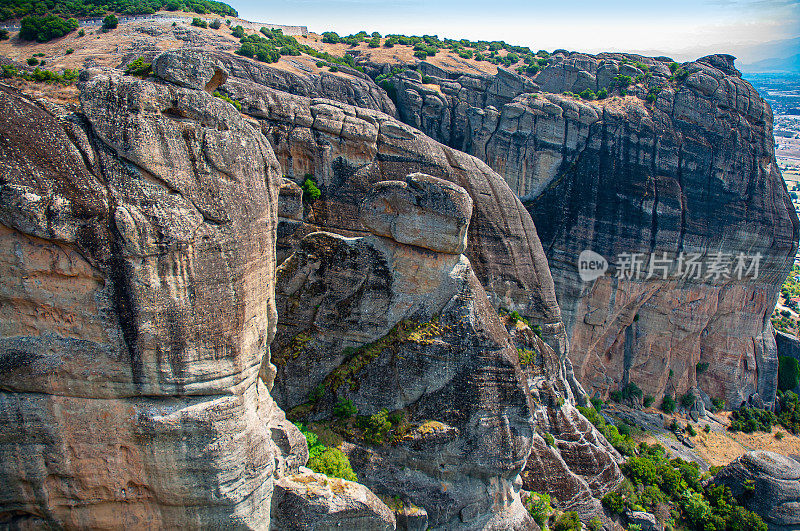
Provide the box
[232,0,799,64]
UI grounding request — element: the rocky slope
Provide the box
[0,59,395,529]
[378,53,799,408]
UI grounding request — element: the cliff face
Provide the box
[0,58,400,529]
[0,69,285,526]
[383,53,799,407]
[273,174,621,528]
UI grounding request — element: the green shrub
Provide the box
[301,176,321,202]
[602,492,626,514]
[643,395,655,407]
[543,432,555,446]
[588,516,603,531]
[231,25,246,38]
[78,29,85,37]
[579,88,596,100]
[413,50,427,59]
[191,17,207,28]
[618,422,631,436]
[321,31,340,43]
[27,57,39,66]
[703,424,710,433]
[696,362,709,374]
[517,348,535,366]
[0,28,8,40]
[523,492,552,527]
[65,47,74,54]
[779,356,800,391]
[662,394,676,413]
[368,36,380,48]
[209,18,221,29]
[729,406,776,433]
[614,74,632,87]
[590,397,604,411]
[20,15,78,42]
[360,409,392,445]
[307,447,358,481]
[328,65,339,72]
[686,423,697,437]
[1,65,18,78]
[125,57,151,77]
[711,397,725,411]
[553,511,580,531]
[333,398,357,419]
[101,14,118,31]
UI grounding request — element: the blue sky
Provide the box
[232,0,799,63]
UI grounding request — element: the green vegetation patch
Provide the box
[19,14,78,42]
[604,443,767,530]
[295,422,357,481]
[1,0,237,21]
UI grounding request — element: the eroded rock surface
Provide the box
[274,175,536,529]
[714,451,800,528]
[382,52,799,407]
[271,469,396,530]
[0,57,392,528]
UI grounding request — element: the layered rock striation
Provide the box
[381,53,799,407]
[273,174,621,527]
[0,58,395,528]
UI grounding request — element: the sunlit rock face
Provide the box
[0,62,286,527]
[386,53,799,408]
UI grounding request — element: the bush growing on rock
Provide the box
[333,398,357,419]
[523,492,552,527]
[125,57,151,76]
[359,409,392,445]
[101,14,118,31]
[301,175,321,202]
[553,511,580,531]
[661,394,676,413]
[680,392,696,409]
[296,423,358,481]
[191,17,207,28]
[20,14,78,42]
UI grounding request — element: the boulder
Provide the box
[360,173,473,254]
[0,70,283,527]
[713,451,800,528]
[271,469,396,530]
[625,510,662,531]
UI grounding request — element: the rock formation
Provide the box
[273,174,621,527]
[378,53,799,408]
[714,451,800,529]
[0,59,393,528]
[184,46,568,360]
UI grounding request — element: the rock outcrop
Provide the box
[714,451,800,529]
[0,59,393,528]
[271,469,396,530]
[273,174,536,529]
[380,52,799,408]
[273,174,621,527]
[187,48,568,359]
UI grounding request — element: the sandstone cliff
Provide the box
[0,60,395,528]
[273,174,622,528]
[379,53,799,408]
